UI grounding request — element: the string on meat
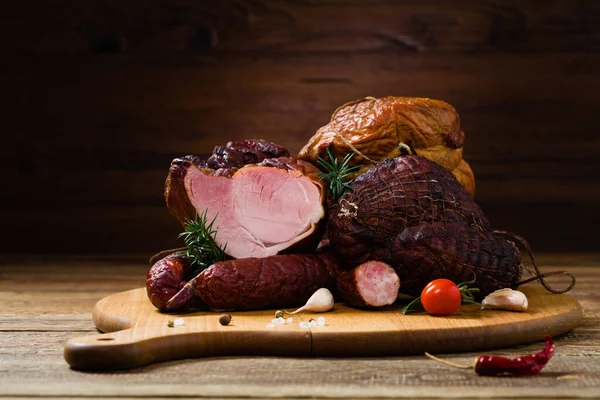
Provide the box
[493,230,576,294]
[328,97,379,165]
[326,96,416,167]
[337,199,358,218]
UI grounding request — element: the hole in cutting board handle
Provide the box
[96,337,115,341]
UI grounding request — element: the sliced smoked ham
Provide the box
[165,156,326,259]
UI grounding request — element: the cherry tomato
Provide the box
[420,279,462,316]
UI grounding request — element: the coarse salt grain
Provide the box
[309,320,317,328]
[286,317,293,324]
[266,323,276,328]
[173,318,185,326]
[317,317,325,327]
[299,321,310,329]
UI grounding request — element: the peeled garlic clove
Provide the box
[481,288,528,312]
[288,288,335,314]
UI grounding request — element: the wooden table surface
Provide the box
[1,254,599,399]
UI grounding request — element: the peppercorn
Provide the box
[275,310,284,319]
[219,314,232,326]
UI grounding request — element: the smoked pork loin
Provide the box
[165,140,326,259]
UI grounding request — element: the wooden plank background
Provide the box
[2,0,599,255]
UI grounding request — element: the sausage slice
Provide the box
[337,261,400,308]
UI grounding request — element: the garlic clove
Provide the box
[288,288,335,314]
[481,288,528,312]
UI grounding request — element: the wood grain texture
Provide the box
[63,285,581,371]
[2,0,600,254]
[1,255,600,398]
[2,0,600,54]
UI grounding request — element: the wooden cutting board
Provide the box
[64,285,582,371]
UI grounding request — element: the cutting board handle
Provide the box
[65,328,157,370]
[65,326,313,370]
[65,328,232,370]
[65,328,239,370]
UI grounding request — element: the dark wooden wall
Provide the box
[2,0,600,255]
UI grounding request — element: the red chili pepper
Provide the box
[475,336,555,376]
[425,336,555,376]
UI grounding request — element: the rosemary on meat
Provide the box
[179,209,227,275]
[316,148,360,201]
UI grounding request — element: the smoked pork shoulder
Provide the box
[327,155,521,299]
[298,97,476,196]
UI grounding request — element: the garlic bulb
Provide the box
[481,288,528,312]
[287,288,335,314]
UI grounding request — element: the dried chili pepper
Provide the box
[425,336,555,376]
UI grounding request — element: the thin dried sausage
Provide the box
[166,253,339,311]
[146,254,193,311]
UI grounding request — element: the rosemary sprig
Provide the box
[316,148,361,201]
[178,209,227,275]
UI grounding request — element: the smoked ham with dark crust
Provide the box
[328,155,521,299]
[298,97,476,196]
[165,139,290,224]
[198,139,290,170]
[165,144,326,259]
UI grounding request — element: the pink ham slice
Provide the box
[165,157,326,259]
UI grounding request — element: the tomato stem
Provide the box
[401,296,423,315]
[460,286,481,306]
